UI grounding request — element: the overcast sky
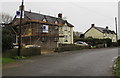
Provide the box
[0,0,119,37]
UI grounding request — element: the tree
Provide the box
[0,12,12,27]
[1,13,14,52]
[2,28,15,52]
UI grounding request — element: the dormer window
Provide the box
[55,21,58,24]
[42,18,47,22]
[65,23,67,26]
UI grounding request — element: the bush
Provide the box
[111,42,118,47]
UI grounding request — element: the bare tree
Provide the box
[0,12,12,24]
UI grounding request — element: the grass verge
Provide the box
[114,57,120,77]
[2,58,15,64]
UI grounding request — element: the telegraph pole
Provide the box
[18,0,24,56]
[115,17,118,46]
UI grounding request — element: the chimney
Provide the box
[19,5,24,11]
[91,24,95,27]
[58,13,62,18]
[29,10,31,13]
[106,26,108,29]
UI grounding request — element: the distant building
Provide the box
[84,24,117,42]
[7,5,74,51]
[57,13,74,44]
[73,31,82,37]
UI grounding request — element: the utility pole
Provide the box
[115,17,118,46]
[18,0,24,56]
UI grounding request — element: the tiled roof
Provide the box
[24,11,74,27]
[94,27,116,34]
[24,11,44,21]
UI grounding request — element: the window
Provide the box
[55,21,58,24]
[43,18,47,22]
[64,26,67,31]
[27,28,32,35]
[42,36,47,42]
[42,25,48,33]
[54,37,59,42]
[64,35,68,42]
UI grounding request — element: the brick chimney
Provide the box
[91,24,95,27]
[58,13,62,18]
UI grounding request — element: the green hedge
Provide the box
[3,47,41,58]
[74,38,112,47]
[55,44,90,52]
[114,57,120,77]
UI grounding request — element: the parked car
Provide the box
[25,45,40,48]
[74,41,89,46]
[13,43,18,48]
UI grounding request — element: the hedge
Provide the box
[54,44,90,52]
[74,38,112,47]
[2,47,41,58]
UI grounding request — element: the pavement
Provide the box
[2,48,119,76]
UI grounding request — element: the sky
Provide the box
[0,0,119,38]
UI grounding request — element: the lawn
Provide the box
[115,57,120,77]
[2,58,15,64]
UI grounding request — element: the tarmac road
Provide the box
[2,48,119,76]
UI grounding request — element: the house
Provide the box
[8,5,74,51]
[57,13,74,44]
[84,24,117,42]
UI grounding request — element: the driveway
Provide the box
[3,48,118,76]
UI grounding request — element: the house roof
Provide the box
[24,11,74,27]
[94,27,116,34]
[85,26,116,34]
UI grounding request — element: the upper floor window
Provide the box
[64,35,68,42]
[42,25,48,33]
[64,26,67,31]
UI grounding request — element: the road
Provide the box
[3,48,119,76]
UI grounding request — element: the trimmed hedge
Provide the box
[74,38,112,47]
[3,47,41,58]
[55,44,90,52]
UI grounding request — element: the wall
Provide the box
[85,27,104,39]
[58,24,73,44]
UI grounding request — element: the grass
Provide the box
[2,58,15,64]
[1,56,29,64]
[115,57,120,77]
